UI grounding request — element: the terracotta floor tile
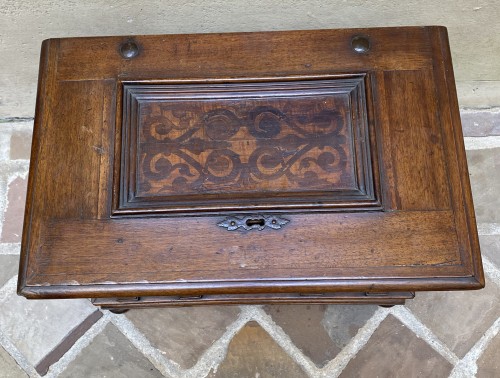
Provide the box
[59,324,163,378]
[126,306,240,369]
[467,147,500,224]
[406,278,500,358]
[0,346,27,378]
[340,315,453,378]
[264,304,376,366]
[209,321,307,378]
[476,331,500,378]
[1,177,27,243]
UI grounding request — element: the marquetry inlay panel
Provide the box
[116,77,378,215]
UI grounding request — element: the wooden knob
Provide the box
[351,35,370,53]
[119,40,139,59]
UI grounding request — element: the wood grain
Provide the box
[18,26,484,307]
[55,27,433,81]
[382,69,451,210]
[117,77,379,215]
[429,27,483,281]
[28,211,463,287]
[92,292,415,308]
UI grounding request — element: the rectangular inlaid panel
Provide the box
[116,77,379,215]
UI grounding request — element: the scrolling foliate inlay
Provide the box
[117,78,379,215]
[138,96,353,196]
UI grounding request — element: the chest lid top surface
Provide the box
[18,26,483,299]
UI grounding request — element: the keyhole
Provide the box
[246,218,265,227]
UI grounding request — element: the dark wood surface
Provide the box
[117,78,378,215]
[93,292,415,309]
[18,26,484,307]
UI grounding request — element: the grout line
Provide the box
[0,276,42,377]
[0,166,29,242]
[110,312,182,378]
[44,313,111,378]
[0,130,10,161]
[460,107,500,114]
[0,275,18,304]
[477,223,500,236]
[247,306,319,377]
[0,117,34,123]
[0,174,8,240]
[482,257,500,288]
[449,315,500,378]
[108,307,270,378]
[0,126,33,136]
[449,363,476,378]
[0,243,21,255]
[0,160,30,173]
[390,306,459,365]
[0,327,41,378]
[180,305,256,378]
[320,307,390,378]
[464,136,500,150]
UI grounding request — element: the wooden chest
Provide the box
[18,26,484,310]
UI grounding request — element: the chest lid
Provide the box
[18,27,483,299]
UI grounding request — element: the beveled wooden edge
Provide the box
[18,276,483,299]
[42,25,439,44]
[429,26,484,286]
[92,292,415,308]
[17,39,59,295]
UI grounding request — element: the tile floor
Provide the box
[0,110,499,378]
